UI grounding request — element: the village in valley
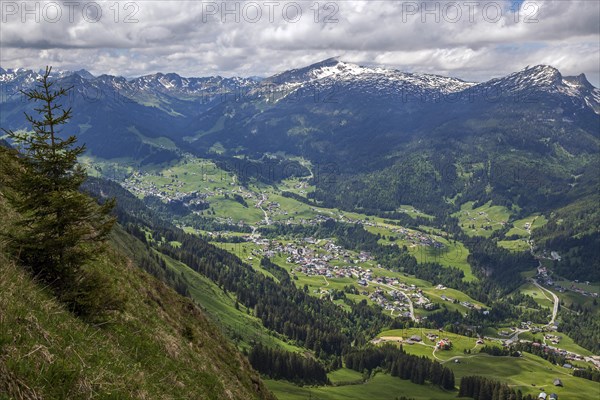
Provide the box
[113,154,598,314]
[88,153,600,394]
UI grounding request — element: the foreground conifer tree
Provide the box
[1,66,117,314]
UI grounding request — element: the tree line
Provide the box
[573,367,600,382]
[458,376,534,400]
[343,344,455,390]
[248,343,328,385]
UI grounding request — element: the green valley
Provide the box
[1,58,599,400]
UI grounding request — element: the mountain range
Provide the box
[1,58,597,162]
[1,60,599,271]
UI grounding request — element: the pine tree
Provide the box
[441,367,455,390]
[458,376,470,397]
[429,361,443,385]
[1,67,115,306]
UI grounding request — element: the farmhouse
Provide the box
[436,339,452,350]
[426,333,438,341]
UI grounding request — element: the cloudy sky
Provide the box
[1,0,599,84]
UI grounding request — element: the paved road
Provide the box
[532,278,559,325]
[506,327,528,343]
[528,232,559,326]
[256,193,271,225]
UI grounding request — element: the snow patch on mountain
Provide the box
[1,62,598,113]
[300,60,475,94]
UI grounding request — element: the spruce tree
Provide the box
[1,66,115,293]
[441,367,455,390]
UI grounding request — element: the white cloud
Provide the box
[0,0,598,84]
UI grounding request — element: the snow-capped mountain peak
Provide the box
[1,62,597,113]
[485,65,562,92]
[474,64,599,113]
[265,58,475,100]
[521,65,562,83]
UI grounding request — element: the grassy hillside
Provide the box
[453,201,512,238]
[377,329,600,399]
[0,202,275,399]
[159,251,304,353]
[266,374,461,400]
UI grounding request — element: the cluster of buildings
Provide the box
[401,333,453,350]
[245,236,433,319]
[121,168,251,209]
[527,340,590,367]
[537,392,559,400]
[435,338,453,350]
[240,236,371,282]
[264,239,374,279]
[380,224,445,249]
[369,278,436,319]
[255,194,287,219]
[122,170,197,202]
[544,334,562,346]
[297,211,445,250]
[489,322,597,370]
[566,284,599,298]
[369,288,413,318]
[438,294,481,311]
[537,266,598,297]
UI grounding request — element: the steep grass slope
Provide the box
[0,198,275,399]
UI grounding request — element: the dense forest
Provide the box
[343,344,455,390]
[458,376,534,400]
[558,306,600,354]
[248,344,329,385]
[573,368,600,382]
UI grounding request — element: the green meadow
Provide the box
[377,329,600,398]
[498,239,530,252]
[453,201,512,238]
[449,353,599,398]
[518,282,555,309]
[266,373,460,400]
[506,214,548,238]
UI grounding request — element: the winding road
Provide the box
[531,278,559,326]
[527,226,559,327]
[256,193,271,225]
